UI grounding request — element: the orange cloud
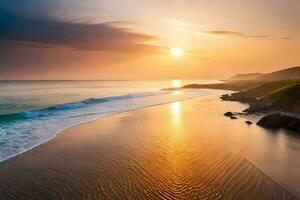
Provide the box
[204,31,269,38]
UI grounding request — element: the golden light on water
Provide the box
[172,90,182,95]
[172,80,182,88]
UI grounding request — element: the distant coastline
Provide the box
[168,66,300,132]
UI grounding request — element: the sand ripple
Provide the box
[0,100,299,200]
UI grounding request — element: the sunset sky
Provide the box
[0,0,299,80]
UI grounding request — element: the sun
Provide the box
[171,47,183,58]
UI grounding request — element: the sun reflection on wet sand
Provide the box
[168,101,184,157]
[170,101,182,127]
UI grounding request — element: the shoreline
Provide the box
[0,90,223,164]
[0,95,299,199]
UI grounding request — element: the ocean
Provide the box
[0,80,221,162]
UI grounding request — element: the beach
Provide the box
[0,95,299,199]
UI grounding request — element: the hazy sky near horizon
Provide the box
[0,0,299,80]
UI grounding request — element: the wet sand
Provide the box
[0,95,299,199]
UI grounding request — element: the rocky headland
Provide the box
[174,66,300,132]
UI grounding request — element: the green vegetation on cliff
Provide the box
[222,80,300,113]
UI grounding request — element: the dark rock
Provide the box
[230,116,238,119]
[224,112,234,117]
[285,118,300,131]
[245,121,252,125]
[257,113,293,129]
[244,102,270,114]
[221,92,258,104]
[221,94,231,101]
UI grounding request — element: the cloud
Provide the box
[0,11,159,53]
[203,31,269,38]
[0,0,60,18]
[281,37,293,40]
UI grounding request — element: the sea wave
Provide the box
[0,92,163,122]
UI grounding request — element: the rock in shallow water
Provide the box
[257,113,300,131]
[224,112,234,117]
[245,121,252,125]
